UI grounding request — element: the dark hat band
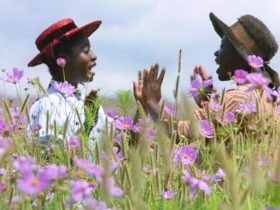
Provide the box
[231,23,264,60]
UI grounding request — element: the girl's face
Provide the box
[66,38,97,86]
[214,37,249,81]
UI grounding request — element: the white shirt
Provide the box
[28,80,113,145]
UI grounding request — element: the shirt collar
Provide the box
[48,79,85,100]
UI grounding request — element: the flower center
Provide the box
[183,154,189,159]
[31,178,40,186]
[123,124,129,129]
[199,87,205,94]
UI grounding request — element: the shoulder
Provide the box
[30,92,63,111]
[225,85,250,100]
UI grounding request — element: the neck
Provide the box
[52,77,78,88]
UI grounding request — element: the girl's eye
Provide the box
[83,47,90,54]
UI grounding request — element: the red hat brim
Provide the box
[28,20,102,67]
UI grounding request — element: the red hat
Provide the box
[28,18,102,67]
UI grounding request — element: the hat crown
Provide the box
[238,15,278,61]
[35,18,77,51]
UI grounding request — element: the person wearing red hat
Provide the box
[28,18,113,144]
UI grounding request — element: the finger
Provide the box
[149,63,159,80]
[138,71,142,82]
[143,69,149,85]
[200,65,210,80]
[194,65,199,75]
[157,68,165,86]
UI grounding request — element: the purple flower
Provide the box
[246,73,271,99]
[85,199,108,210]
[247,55,264,68]
[56,57,67,67]
[148,127,157,138]
[236,99,257,116]
[183,170,212,199]
[224,112,235,124]
[0,68,24,84]
[233,69,248,84]
[209,100,222,112]
[0,182,7,192]
[188,74,213,96]
[67,135,80,148]
[104,177,123,197]
[0,118,5,132]
[0,168,6,175]
[31,124,42,132]
[114,133,123,144]
[16,171,50,195]
[70,179,96,202]
[272,87,280,98]
[174,145,198,165]
[114,116,133,130]
[214,168,226,182]
[199,120,214,138]
[72,157,104,182]
[107,110,119,119]
[132,122,142,132]
[13,155,36,176]
[164,104,175,115]
[53,81,76,97]
[43,164,67,180]
[163,189,176,199]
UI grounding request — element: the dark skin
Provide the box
[133,64,165,121]
[134,36,252,124]
[192,36,251,107]
[52,38,97,88]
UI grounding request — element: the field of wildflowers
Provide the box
[1,54,280,210]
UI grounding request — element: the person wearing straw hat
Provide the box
[28,18,113,144]
[134,13,280,138]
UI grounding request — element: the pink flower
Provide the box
[233,69,248,84]
[183,170,212,199]
[43,164,67,180]
[56,57,67,67]
[0,182,7,192]
[199,120,214,138]
[236,99,257,116]
[114,116,133,130]
[53,81,76,97]
[272,87,280,98]
[68,135,80,148]
[0,68,24,84]
[188,74,213,97]
[224,112,235,124]
[174,145,198,165]
[16,171,50,195]
[70,180,96,202]
[163,189,176,199]
[164,104,175,115]
[247,55,263,68]
[247,73,270,90]
[209,100,222,112]
[246,73,272,100]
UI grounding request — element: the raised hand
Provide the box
[133,63,165,120]
[142,63,165,105]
